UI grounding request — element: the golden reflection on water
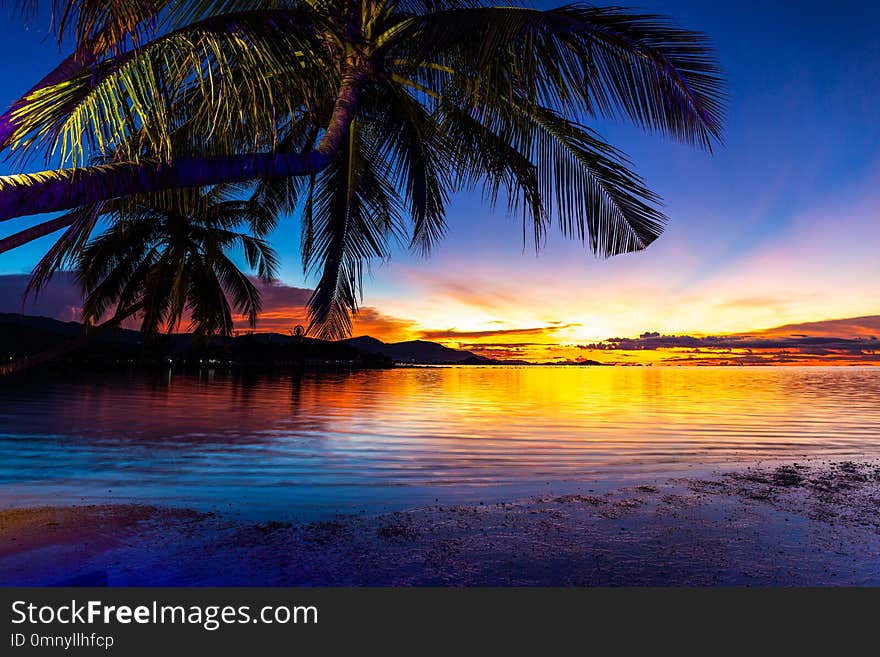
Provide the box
[1,366,878,516]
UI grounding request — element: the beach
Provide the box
[3,459,880,586]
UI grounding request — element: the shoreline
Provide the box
[3,459,880,586]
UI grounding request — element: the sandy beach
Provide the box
[2,459,880,586]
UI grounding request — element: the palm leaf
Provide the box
[387,4,724,148]
[304,119,405,339]
[9,8,335,166]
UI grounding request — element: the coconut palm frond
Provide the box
[9,8,334,166]
[25,202,103,298]
[438,101,545,245]
[513,103,666,256]
[388,4,724,149]
[247,115,322,234]
[53,0,165,52]
[304,120,406,340]
[370,81,450,257]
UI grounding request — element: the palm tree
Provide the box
[76,187,278,335]
[2,185,279,374]
[0,0,724,338]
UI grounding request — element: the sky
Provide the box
[0,1,878,364]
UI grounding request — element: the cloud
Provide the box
[0,274,417,342]
[417,323,580,340]
[250,281,313,313]
[455,343,536,360]
[0,273,82,321]
[574,315,880,364]
[232,280,312,333]
[456,342,550,350]
[345,307,418,342]
[713,295,799,310]
[658,351,880,366]
[399,269,527,313]
[229,280,418,341]
[753,315,880,339]
[581,333,879,354]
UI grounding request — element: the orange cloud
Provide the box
[231,279,417,342]
[752,315,880,340]
[418,323,579,340]
[348,307,418,342]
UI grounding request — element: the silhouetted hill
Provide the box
[0,314,565,369]
[0,314,391,370]
[0,312,144,342]
[343,336,490,364]
[549,359,604,366]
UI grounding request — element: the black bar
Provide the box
[1,587,878,654]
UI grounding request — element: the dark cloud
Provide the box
[579,333,880,356]
[658,351,880,366]
[575,324,880,365]
[0,273,314,330]
[459,344,532,360]
[0,273,82,322]
[235,280,312,333]
[573,313,880,364]
[252,281,312,310]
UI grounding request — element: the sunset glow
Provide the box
[1,1,878,366]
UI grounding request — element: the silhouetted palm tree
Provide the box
[2,186,278,373]
[0,0,724,338]
[74,187,278,335]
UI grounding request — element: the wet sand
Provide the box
[2,460,880,586]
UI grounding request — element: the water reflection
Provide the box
[1,366,878,519]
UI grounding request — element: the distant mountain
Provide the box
[0,313,145,346]
[550,358,604,366]
[0,313,537,368]
[0,313,85,338]
[0,314,391,370]
[343,336,491,364]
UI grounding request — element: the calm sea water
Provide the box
[1,366,878,520]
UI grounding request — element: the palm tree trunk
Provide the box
[0,302,144,376]
[0,152,326,221]
[0,66,366,223]
[0,215,77,254]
